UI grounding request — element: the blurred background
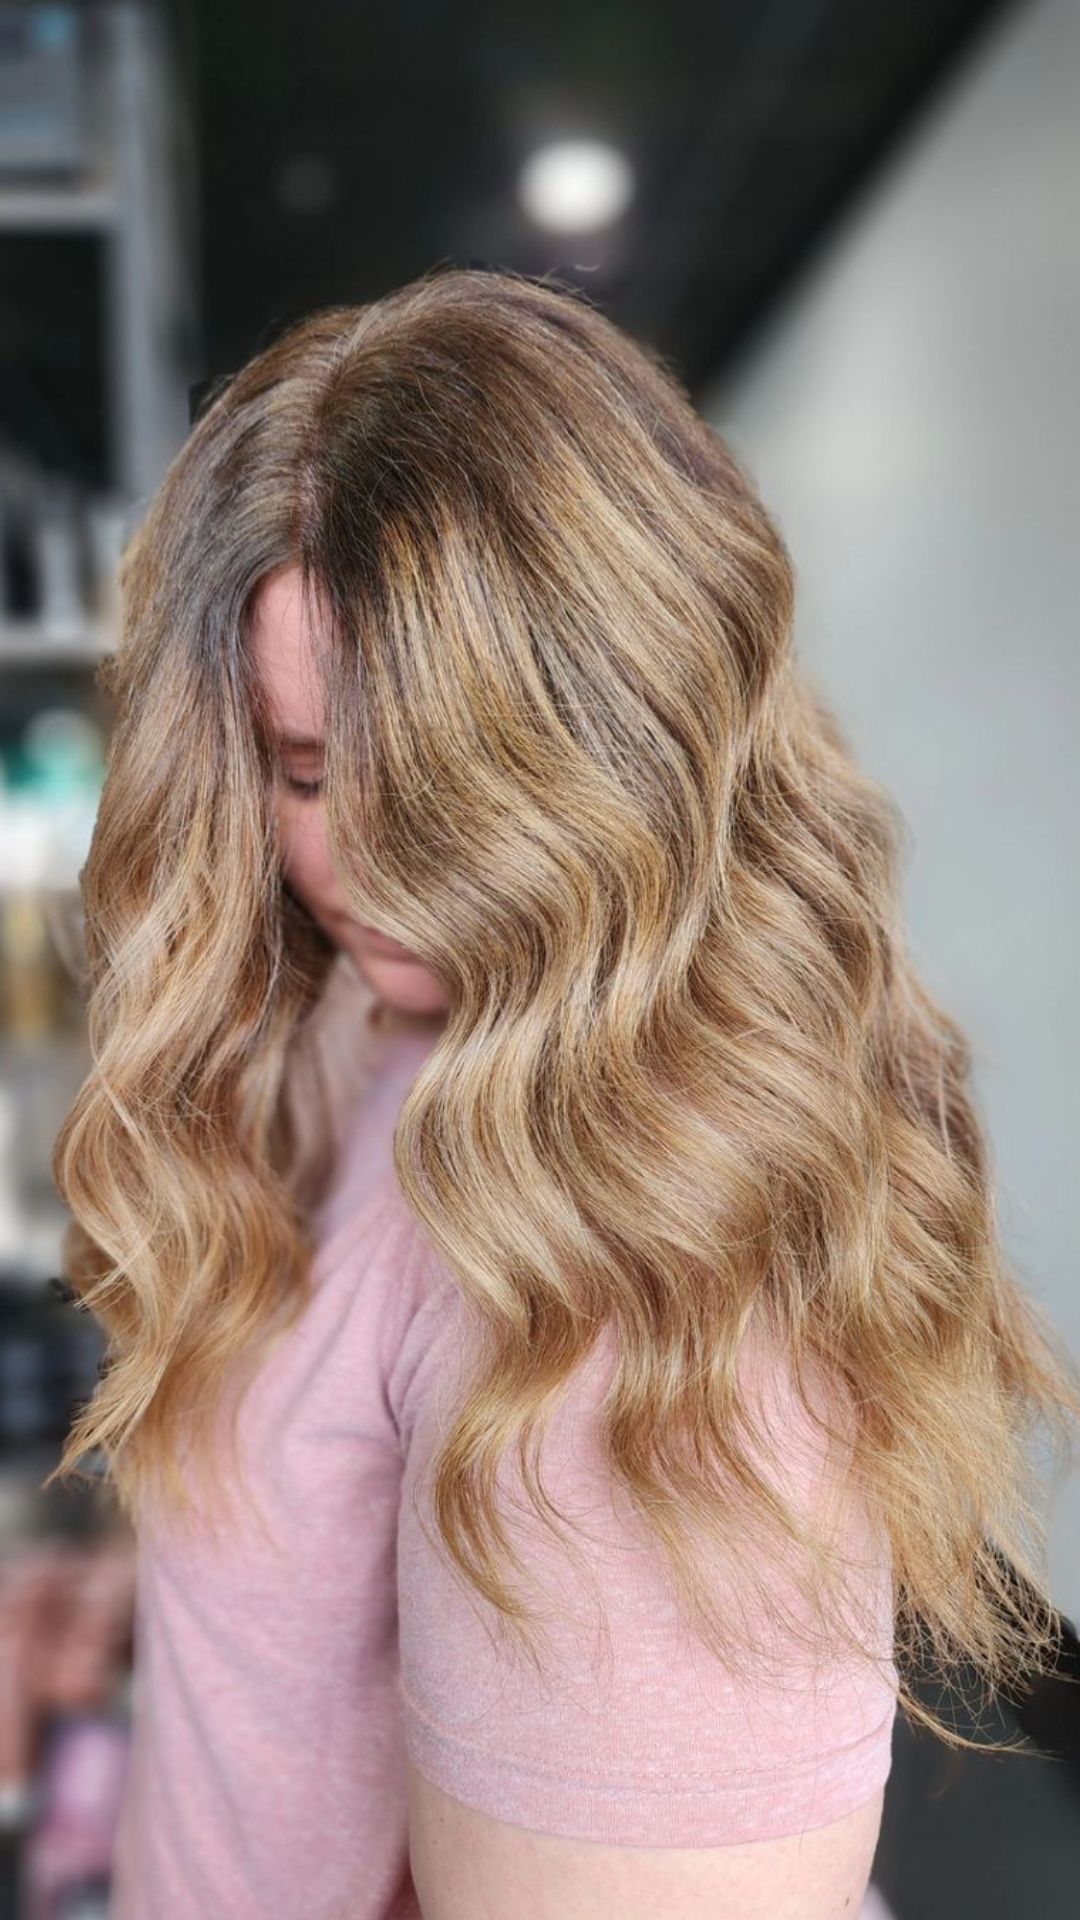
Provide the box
[0,0,1077,1913]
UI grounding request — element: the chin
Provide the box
[346,941,450,1016]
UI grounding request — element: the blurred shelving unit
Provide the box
[0,618,111,667]
[0,0,196,509]
[0,5,199,1906]
[1,0,198,1264]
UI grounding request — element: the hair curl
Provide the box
[49,263,1080,1754]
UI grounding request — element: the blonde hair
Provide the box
[49,264,1080,1754]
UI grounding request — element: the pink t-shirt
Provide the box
[107,959,898,1919]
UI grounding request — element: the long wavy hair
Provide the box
[49,263,1080,1754]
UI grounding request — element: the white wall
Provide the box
[703,0,1080,1612]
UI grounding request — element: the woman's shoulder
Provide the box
[395,1299,899,1851]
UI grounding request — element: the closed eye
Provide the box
[282,775,324,799]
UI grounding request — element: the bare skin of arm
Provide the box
[407,1761,885,1920]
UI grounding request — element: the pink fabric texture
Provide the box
[108,960,898,1918]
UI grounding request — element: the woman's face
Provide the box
[247,563,451,1017]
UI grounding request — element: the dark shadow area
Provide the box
[875,1661,1080,1919]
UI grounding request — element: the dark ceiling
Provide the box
[186,0,1019,396]
[1,0,1021,490]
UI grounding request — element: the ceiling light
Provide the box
[518,139,635,233]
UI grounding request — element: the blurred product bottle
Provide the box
[0,889,62,1046]
[0,1327,122,1913]
[0,1543,59,1914]
[28,479,86,638]
[0,465,38,623]
[0,1274,106,1470]
[20,1702,131,1920]
[0,711,104,1045]
[0,1084,29,1274]
[0,810,64,1045]
[83,495,130,635]
[0,458,126,644]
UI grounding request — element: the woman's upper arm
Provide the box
[407,1767,886,1920]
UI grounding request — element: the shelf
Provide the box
[0,179,120,232]
[0,619,114,665]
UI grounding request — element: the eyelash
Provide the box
[283,776,324,800]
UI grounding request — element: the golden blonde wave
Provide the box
[49,264,1080,1754]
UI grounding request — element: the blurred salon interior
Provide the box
[0,2,1077,1914]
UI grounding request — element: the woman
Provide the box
[49,265,1079,1918]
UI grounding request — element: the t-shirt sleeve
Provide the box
[395,1296,898,1850]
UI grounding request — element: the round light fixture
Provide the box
[518,139,635,233]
